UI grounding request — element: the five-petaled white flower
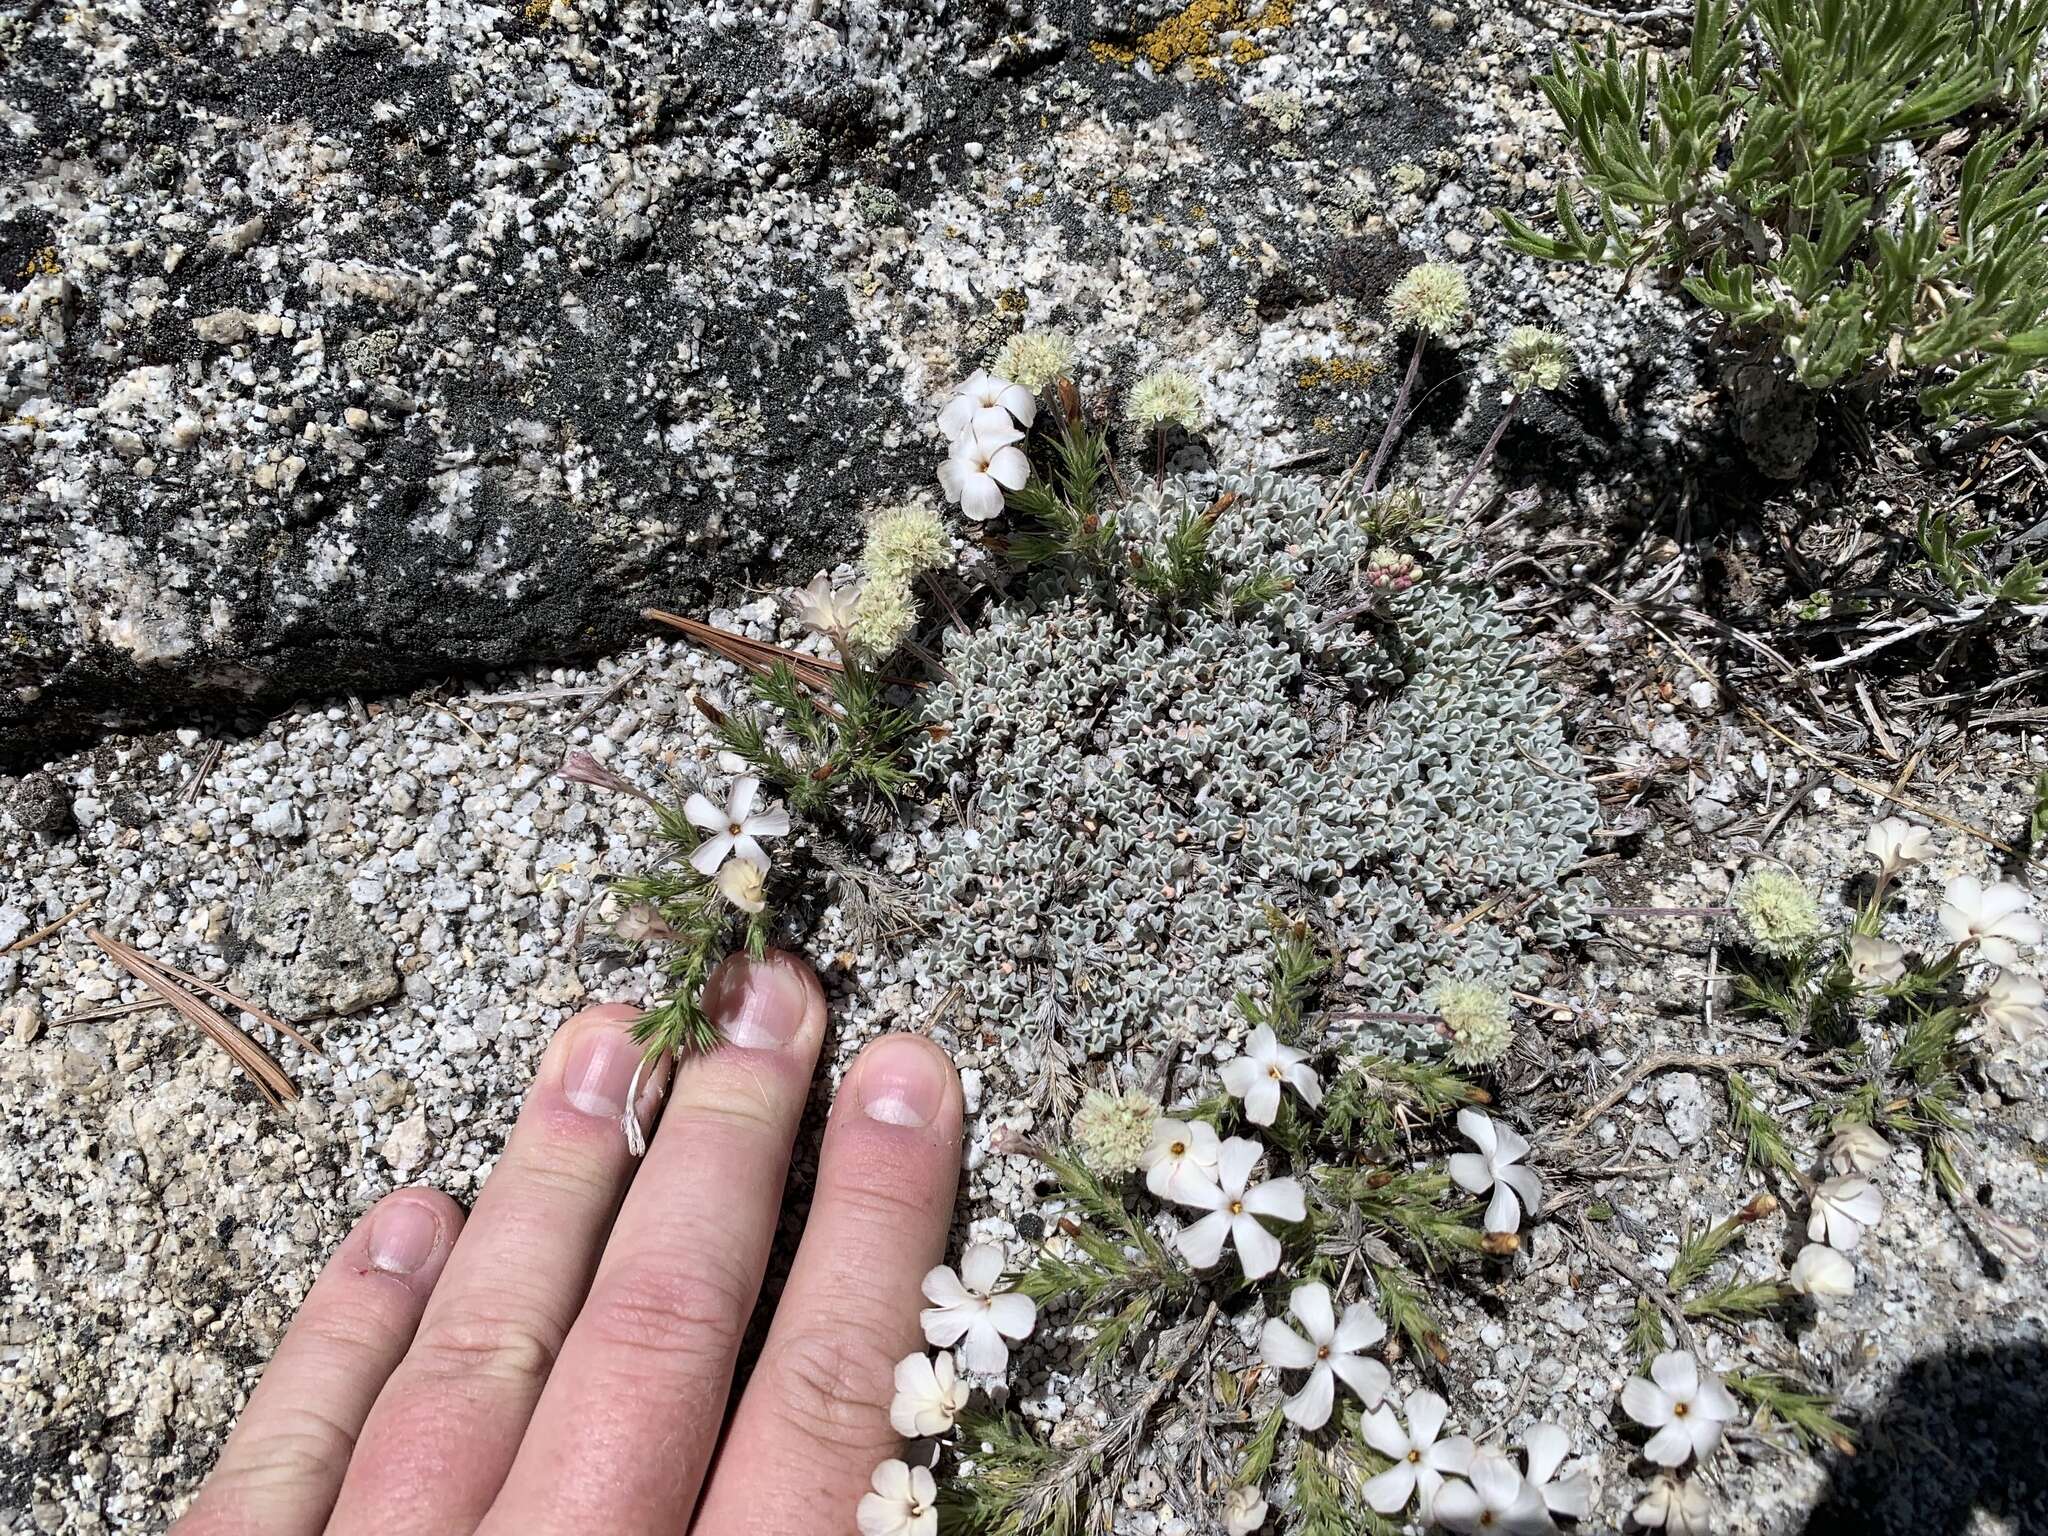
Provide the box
[1866,817,1932,877]
[919,1243,1037,1376]
[1622,1350,1739,1467]
[889,1351,966,1437]
[1432,1449,1556,1535]
[1847,935,1906,987]
[1257,1281,1389,1430]
[1788,1242,1855,1298]
[939,369,1037,440]
[1170,1135,1306,1280]
[1808,1176,1883,1251]
[1140,1115,1222,1203]
[1360,1389,1475,1519]
[937,423,1030,521]
[1981,968,2047,1048]
[1825,1123,1889,1176]
[1520,1422,1590,1521]
[684,776,790,877]
[857,1458,938,1536]
[1939,876,2042,968]
[1222,1485,1268,1535]
[790,572,863,639]
[1448,1108,1543,1235]
[1218,1024,1323,1126]
[1633,1475,1713,1535]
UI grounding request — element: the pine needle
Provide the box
[89,929,299,1106]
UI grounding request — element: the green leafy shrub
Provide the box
[1500,0,2048,426]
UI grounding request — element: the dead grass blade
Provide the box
[88,930,298,1106]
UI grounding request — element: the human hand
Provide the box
[170,951,965,1536]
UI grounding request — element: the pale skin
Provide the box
[169,949,965,1536]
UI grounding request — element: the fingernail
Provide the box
[563,1024,645,1118]
[705,953,811,1050]
[858,1035,949,1128]
[367,1198,442,1275]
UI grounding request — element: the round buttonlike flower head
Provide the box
[1732,868,1823,958]
[1126,367,1205,430]
[1069,1087,1161,1175]
[1847,934,1906,988]
[863,502,953,583]
[1866,816,1932,876]
[683,776,790,878]
[991,329,1076,393]
[1360,1389,1475,1519]
[1448,1108,1543,1235]
[938,423,1030,522]
[1825,1122,1890,1176]
[1432,1449,1555,1535]
[1257,1281,1390,1430]
[1939,876,2042,968]
[1387,261,1471,337]
[939,369,1037,441]
[1497,325,1574,393]
[919,1243,1037,1377]
[1427,977,1514,1067]
[1140,1115,1222,1203]
[857,1458,937,1536]
[1520,1421,1590,1520]
[1808,1176,1883,1251]
[1223,1485,1268,1535]
[1788,1241,1855,1297]
[1365,546,1422,592]
[849,572,919,661]
[1218,1024,1323,1126]
[1622,1350,1739,1467]
[1633,1474,1713,1535]
[889,1351,967,1437]
[1170,1135,1306,1280]
[1980,968,2047,1049]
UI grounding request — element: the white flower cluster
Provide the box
[935,369,1034,522]
[859,1242,1040,1536]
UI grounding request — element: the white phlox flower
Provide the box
[1448,1108,1543,1234]
[1218,1024,1323,1125]
[889,1351,966,1437]
[1633,1475,1713,1535]
[683,776,789,877]
[1808,1176,1883,1251]
[1825,1123,1889,1176]
[919,1243,1037,1376]
[1847,935,1906,987]
[1432,1449,1556,1534]
[790,571,864,638]
[938,423,1031,521]
[1622,1350,1739,1467]
[1222,1485,1268,1535]
[1788,1242,1855,1297]
[1140,1115,1222,1202]
[1169,1135,1305,1280]
[857,1458,937,1536]
[1520,1422,1590,1520]
[1981,968,2047,1048]
[1866,817,1931,876]
[938,369,1036,440]
[1360,1389,1475,1518]
[715,859,766,913]
[1256,1281,1389,1430]
[1939,876,2042,968]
